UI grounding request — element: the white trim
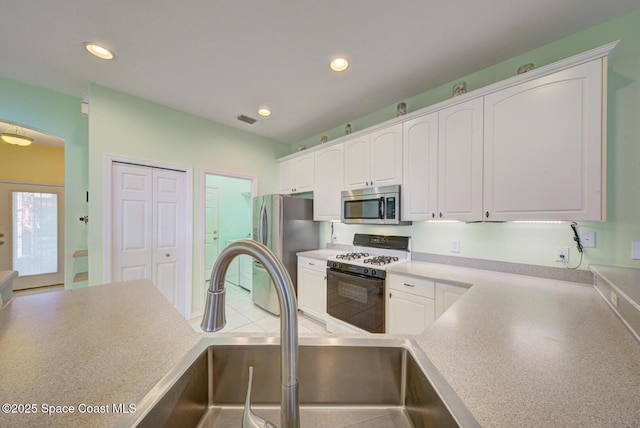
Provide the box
[199,167,257,315]
[0,179,65,187]
[103,153,194,319]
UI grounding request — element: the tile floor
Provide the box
[189,282,327,334]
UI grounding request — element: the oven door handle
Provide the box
[379,197,385,220]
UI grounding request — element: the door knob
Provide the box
[165,253,170,257]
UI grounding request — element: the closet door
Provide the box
[152,168,186,309]
[112,163,153,281]
[112,163,186,310]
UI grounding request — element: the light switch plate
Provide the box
[632,241,640,260]
[450,240,460,253]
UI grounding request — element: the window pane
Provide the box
[12,192,58,276]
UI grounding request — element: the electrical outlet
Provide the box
[554,246,569,263]
[451,240,460,253]
[580,231,596,248]
[610,291,619,307]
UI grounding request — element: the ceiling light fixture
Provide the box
[257,108,272,117]
[83,42,116,60]
[1,126,34,146]
[330,57,349,72]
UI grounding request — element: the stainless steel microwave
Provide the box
[341,185,410,225]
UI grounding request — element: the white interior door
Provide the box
[112,163,187,313]
[112,164,153,281]
[0,182,64,290]
[152,168,187,311]
[204,187,220,282]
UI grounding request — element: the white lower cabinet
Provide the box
[387,273,435,334]
[435,282,468,318]
[297,256,327,322]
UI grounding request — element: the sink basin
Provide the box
[118,337,479,427]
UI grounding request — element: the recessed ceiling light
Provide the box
[257,108,272,117]
[330,57,349,72]
[83,42,116,60]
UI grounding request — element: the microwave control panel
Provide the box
[386,197,397,219]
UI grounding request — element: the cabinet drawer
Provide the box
[387,273,435,299]
[297,256,326,273]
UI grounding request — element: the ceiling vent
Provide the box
[237,114,257,125]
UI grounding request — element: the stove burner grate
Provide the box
[363,256,400,266]
[335,252,370,261]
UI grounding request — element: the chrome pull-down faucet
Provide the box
[201,239,300,428]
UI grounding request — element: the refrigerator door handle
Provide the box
[257,201,265,245]
[261,202,268,245]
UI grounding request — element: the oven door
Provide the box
[326,268,385,333]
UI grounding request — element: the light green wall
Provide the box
[87,84,290,312]
[0,76,89,289]
[309,9,640,270]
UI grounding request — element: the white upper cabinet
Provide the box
[438,97,484,221]
[402,112,439,221]
[369,123,403,187]
[313,143,344,220]
[344,123,403,190]
[278,152,314,194]
[343,135,371,189]
[483,58,605,221]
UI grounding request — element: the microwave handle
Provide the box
[379,197,385,219]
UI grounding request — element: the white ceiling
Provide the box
[1,1,639,144]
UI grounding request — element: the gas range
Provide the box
[327,234,410,279]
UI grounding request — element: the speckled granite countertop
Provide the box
[389,261,640,427]
[297,249,344,260]
[2,262,640,427]
[0,279,199,428]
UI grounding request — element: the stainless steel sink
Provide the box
[118,337,479,428]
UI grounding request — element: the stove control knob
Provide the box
[338,263,343,269]
[363,268,369,274]
[372,270,377,276]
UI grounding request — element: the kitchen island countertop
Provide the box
[0,280,199,428]
[2,263,640,427]
[388,261,640,427]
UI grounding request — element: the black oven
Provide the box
[326,268,385,333]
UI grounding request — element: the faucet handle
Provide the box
[243,366,277,428]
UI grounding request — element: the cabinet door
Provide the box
[402,112,438,221]
[438,97,484,221]
[483,59,604,221]
[344,135,371,189]
[435,283,467,318]
[370,123,403,187]
[278,153,315,194]
[293,153,315,193]
[388,289,435,334]
[314,143,344,220]
[297,267,326,322]
[277,159,295,194]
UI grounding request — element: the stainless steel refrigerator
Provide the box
[252,194,318,315]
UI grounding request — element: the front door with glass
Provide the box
[0,182,64,290]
